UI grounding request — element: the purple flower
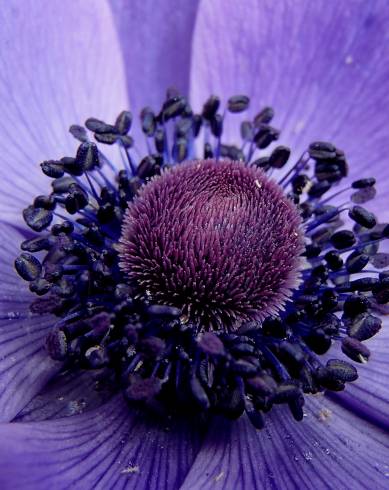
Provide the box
[0,1,388,489]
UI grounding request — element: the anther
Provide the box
[351,186,376,204]
[350,277,378,292]
[210,114,223,138]
[341,337,370,363]
[324,250,343,271]
[140,107,156,137]
[346,314,381,341]
[268,146,291,169]
[23,205,53,231]
[254,124,280,149]
[45,328,68,361]
[202,96,220,121]
[173,137,188,162]
[330,230,356,249]
[76,142,100,171]
[85,117,110,133]
[52,176,77,194]
[227,95,250,113]
[85,345,109,367]
[65,184,89,214]
[348,205,376,229]
[197,332,225,356]
[345,251,369,273]
[325,359,358,382]
[308,141,337,160]
[308,180,331,198]
[15,253,42,281]
[343,294,370,318]
[254,106,274,126]
[161,96,187,121]
[69,124,88,142]
[21,236,51,253]
[40,160,64,178]
[115,110,132,135]
[240,121,254,141]
[33,195,56,210]
[351,178,376,189]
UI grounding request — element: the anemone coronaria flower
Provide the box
[0,1,388,489]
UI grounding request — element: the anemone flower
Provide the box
[0,1,388,489]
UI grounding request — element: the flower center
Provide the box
[119,159,303,330]
[12,89,388,429]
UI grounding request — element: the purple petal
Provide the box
[109,0,200,124]
[0,224,59,421]
[0,0,129,224]
[15,369,115,423]
[181,396,389,490]
[190,0,389,215]
[0,397,204,489]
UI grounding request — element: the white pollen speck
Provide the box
[214,471,224,482]
[67,399,86,415]
[345,55,353,64]
[255,179,262,189]
[134,360,144,372]
[303,450,313,461]
[121,465,140,475]
[294,120,305,134]
[5,312,21,320]
[317,408,332,422]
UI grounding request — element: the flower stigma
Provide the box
[14,90,389,428]
[118,159,304,330]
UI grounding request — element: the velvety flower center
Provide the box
[119,159,303,330]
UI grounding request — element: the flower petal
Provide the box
[190,0,389,214]
[0,223,59,422]
[109,0,200,121]
[0,396,205,490]
[14,369,115,423]
[180,396,389,490]
[0,0,129,224]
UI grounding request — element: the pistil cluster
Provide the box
[14,90,388,428]
[119,159,304,330]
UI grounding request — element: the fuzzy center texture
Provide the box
[119,159,304,330]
